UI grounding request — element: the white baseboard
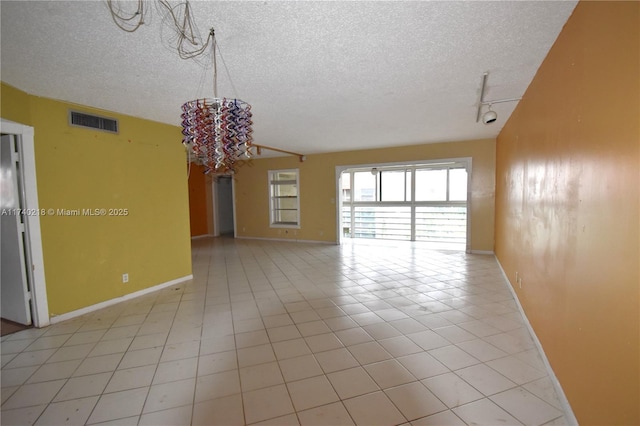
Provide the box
[49,274,193,324]
[190,234,215,240]
[494,257,578,425]
[235,236,336,245]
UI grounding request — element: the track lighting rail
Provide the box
[475,72,521,124]
[253,144,306,162]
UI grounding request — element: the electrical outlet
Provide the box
[518,277,522,289]
[515,271,519,281]
[122,273,129,283]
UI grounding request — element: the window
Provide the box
[352,169,411,202]
[269,169,300,228]
[380,169,410,202]
[415,169,447,201]
[448,168,468,201]
[341,161,469,248]
[353,171,376,202]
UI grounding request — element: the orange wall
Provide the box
[495,2,639,425]
[188,164,210,237]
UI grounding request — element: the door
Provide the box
[215,176,234,235]
[1,134,32,325]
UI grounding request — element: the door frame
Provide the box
[1,119,49,327]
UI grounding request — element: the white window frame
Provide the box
[335,158,472,251]
[268,168,300,229]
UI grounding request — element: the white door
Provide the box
[1,134,32,325]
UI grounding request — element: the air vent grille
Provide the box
[69,110,119,133]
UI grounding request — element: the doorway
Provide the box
[0,119,49,328]
[214,175,235,236]
[1,133,33,330]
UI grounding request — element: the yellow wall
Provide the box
[495,2,639,424]
[235,138,496,251]
[1,82,32,125]
[1,83,192,316]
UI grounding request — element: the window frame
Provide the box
[268,168,301,229]
[339,160,469,243]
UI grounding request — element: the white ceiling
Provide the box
[1,1,577,156]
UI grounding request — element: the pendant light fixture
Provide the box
[107,2,306,171]
[181,29,253,174]
[106,2,253,174]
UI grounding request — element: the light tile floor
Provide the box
[1,238,569,425]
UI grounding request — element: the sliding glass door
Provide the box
[341,161,469,248]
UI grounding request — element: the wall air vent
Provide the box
[69,110,119,134]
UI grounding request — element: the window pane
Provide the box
[415,206,466,243]
[341,172,351,202]
[273,171,297,181]
[353,206,411,240]
[380,170,405,201]
[275,210,297,224]
[272,183,297,197]
[273,197,297,210]
[449,168,468,201]
[269,169,299,227]
[415,169,447,201]
[354,172,376,201]
[342,206,351,237]
[406,171,412,201]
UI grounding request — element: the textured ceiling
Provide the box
[0,1,577,156]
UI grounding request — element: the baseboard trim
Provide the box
[49,275,194,325]
[235,236,336,245]
[190,234,215,240]
[494,257,578,425]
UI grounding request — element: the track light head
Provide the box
[482,109,497,125]
[476,72,520,124]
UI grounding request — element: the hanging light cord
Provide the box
[106,1,241,99]
[212,30,218,98]
[107,1,252,174]
[106,0,146,32]
[214,37,240,100]
[106,0,214,60]
[156,0,214,60]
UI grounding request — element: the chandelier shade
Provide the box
[181,97,253,174]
